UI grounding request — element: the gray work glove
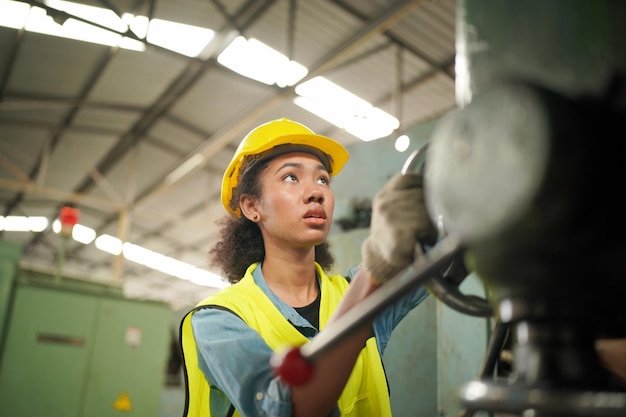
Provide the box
[361,173,437,284]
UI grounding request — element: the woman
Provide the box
[180,118,437,417]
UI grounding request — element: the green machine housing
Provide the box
[0,240,173,417]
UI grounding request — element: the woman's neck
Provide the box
[261,249,319,308]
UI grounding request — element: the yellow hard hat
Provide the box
[221,118,350,217]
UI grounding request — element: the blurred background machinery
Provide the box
[422,0,626,415]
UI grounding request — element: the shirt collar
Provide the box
[251,262,318,330]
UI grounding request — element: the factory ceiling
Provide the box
[0,0,457,311]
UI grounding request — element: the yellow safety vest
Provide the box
[180,262,392,417]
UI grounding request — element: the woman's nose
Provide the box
[306,187,325,204]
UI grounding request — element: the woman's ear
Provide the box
[239,194,259,222]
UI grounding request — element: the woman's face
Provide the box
[254,151,335,249]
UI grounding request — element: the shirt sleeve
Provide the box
[191,307,293,417]
[347,264,430,355]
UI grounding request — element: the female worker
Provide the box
[179,118,437,417]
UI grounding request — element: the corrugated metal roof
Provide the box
[0,0,457,310]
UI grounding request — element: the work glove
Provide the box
[361,173,437,284]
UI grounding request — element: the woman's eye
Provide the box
[283,174,297,182]
[317,176,330,185]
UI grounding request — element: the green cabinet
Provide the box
[83,297,172,417]
[0,273,171,417]
[0,240,21,344]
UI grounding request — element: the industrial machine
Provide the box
[272,1,626,416]
[273,78,626,416]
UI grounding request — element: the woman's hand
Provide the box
[362,173,437,284]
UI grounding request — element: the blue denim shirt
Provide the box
[191,264,429,417]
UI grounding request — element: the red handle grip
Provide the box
[271,347,314,386]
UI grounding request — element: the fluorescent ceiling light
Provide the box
[294,76,399,141]
[345,107,399,141]
[0,0,215,56]
[147,18,215,57]
[72,223,96,244]
[27,0,144,51]
[2,216,29,232]
[122,242,162,267]
[46,0,125,29]
[0,216,48,232]
[296,76,372,110]
[0,0,29,28]
[217,36,308,87]
[95,234,123,255]
[29,216,49,232]
[2,214,228,288]
[189,268,229,287]
[154,256,195,280]
[122,242,229,288]
[125,13,148,38]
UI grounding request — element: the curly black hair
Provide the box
[209,156,334,284]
